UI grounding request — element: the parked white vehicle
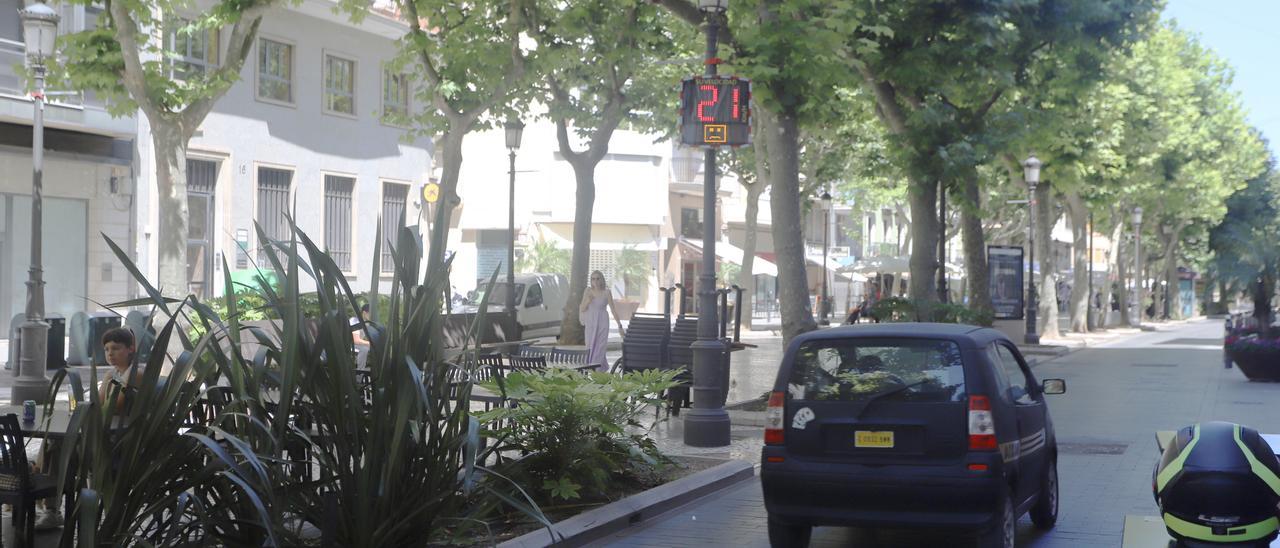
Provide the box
[465,273,569,339]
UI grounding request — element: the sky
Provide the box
[1163,0,1280,155]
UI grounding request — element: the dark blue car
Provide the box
[760,324,1066,548]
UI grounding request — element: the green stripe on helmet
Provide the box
[1157,424,1199,494]
[1233,423,1280,497]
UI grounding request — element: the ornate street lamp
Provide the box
[1132,206,1144,327]
[1023,154,1042,345]
[14,2,60,405]
[819,191,832,325]
[685,0,731,448]
[504,117,524,340]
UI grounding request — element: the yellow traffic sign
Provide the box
[422,182,440,203]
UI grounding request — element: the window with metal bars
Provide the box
[324,175,354,272]
[256,167,292,265]
[381,182,408,272]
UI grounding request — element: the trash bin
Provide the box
[46,313,65,369]
[88,312,123,366]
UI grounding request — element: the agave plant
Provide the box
[48,218,548,546]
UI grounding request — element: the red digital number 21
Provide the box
[697,84,719,122]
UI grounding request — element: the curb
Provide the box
[499,459,756,548]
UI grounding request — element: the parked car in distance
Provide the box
[761,323,1066,548]
[462,273,569,339]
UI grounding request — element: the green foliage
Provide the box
[818,371,901,400]
[718,262,741,287]
[518,238,571,276]
[479,368,680,503]
[54,217,549,546]
[868,297,993,326]
[616,246,651,297]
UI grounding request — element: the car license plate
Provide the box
[855,431,894,448]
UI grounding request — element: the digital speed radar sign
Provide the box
[679,76,751,147]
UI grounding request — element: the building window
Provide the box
[324,54,356,115]
[256,166,293,264]
[1,0,23,42]
[324,175,355,272]
[680,208,702,239]
[382,68,409,121]
[381,182,409,272]
[257,38,293,104]
[165,17,219,80]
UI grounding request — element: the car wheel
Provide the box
[977,486,1015,548]
[767,516,811,548]
[1031,457,1059,529]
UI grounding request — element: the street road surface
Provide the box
[596,319,1262,547]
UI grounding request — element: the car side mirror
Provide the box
[1041,378,1066,395]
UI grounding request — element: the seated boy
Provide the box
[98,327,142,415]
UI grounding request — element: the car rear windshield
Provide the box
[787,338,966,403]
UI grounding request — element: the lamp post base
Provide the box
[682,407,731,447]
[12,319,50,404]
[683,339,731,447]
[1024,333,1040,345]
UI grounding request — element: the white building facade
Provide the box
[0,1,134,336]
[132,0,431,298]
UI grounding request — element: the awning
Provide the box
[536,223,663,251]
[680,239,779,277]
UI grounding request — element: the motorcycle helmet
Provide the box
[1153,421,1280,547]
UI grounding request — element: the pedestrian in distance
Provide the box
[580,270,625,372]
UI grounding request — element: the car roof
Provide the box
[789,323,1007,350]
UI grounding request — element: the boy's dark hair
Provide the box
[102,326,135,348]
[361,303,370,313]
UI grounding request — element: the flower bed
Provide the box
[1226,335,1280,381]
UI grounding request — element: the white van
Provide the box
[466,273,569,339]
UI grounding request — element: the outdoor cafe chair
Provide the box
[507,355,548,373]
[0,413,61,546]
[516,344,551,358]
[549,348,588,366]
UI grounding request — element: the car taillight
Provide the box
[764,391,785,445]
[968,395,997,451]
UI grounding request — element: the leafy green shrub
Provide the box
[867,297,994,326]
[481,368,680,503]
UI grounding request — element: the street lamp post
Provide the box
[14,2,59,405]
[1132,207,1143,328]
[1023,155,1042,345]
[684,0,731,448]
[819,191,832,325]
[504,118,524,341]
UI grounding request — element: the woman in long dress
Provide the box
[579,270,625,371]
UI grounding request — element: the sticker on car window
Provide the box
[792,407,815,430]
[788,383,806,400]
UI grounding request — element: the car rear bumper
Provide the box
[761,452,1004,530]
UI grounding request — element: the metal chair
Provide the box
[507,355,548,373]
[517,345,552,358]
[549,348,588,366]
[0,413,60,546]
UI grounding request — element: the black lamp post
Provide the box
[684,0,731,448]
[819,190,832,325]
[1023,154,1042,345]
[505,117,524,340]
[14,2,59,405]
[1132,206,1143,328]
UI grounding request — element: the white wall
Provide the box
[134,3,431,296]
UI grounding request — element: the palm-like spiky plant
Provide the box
[50,218,548,546]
